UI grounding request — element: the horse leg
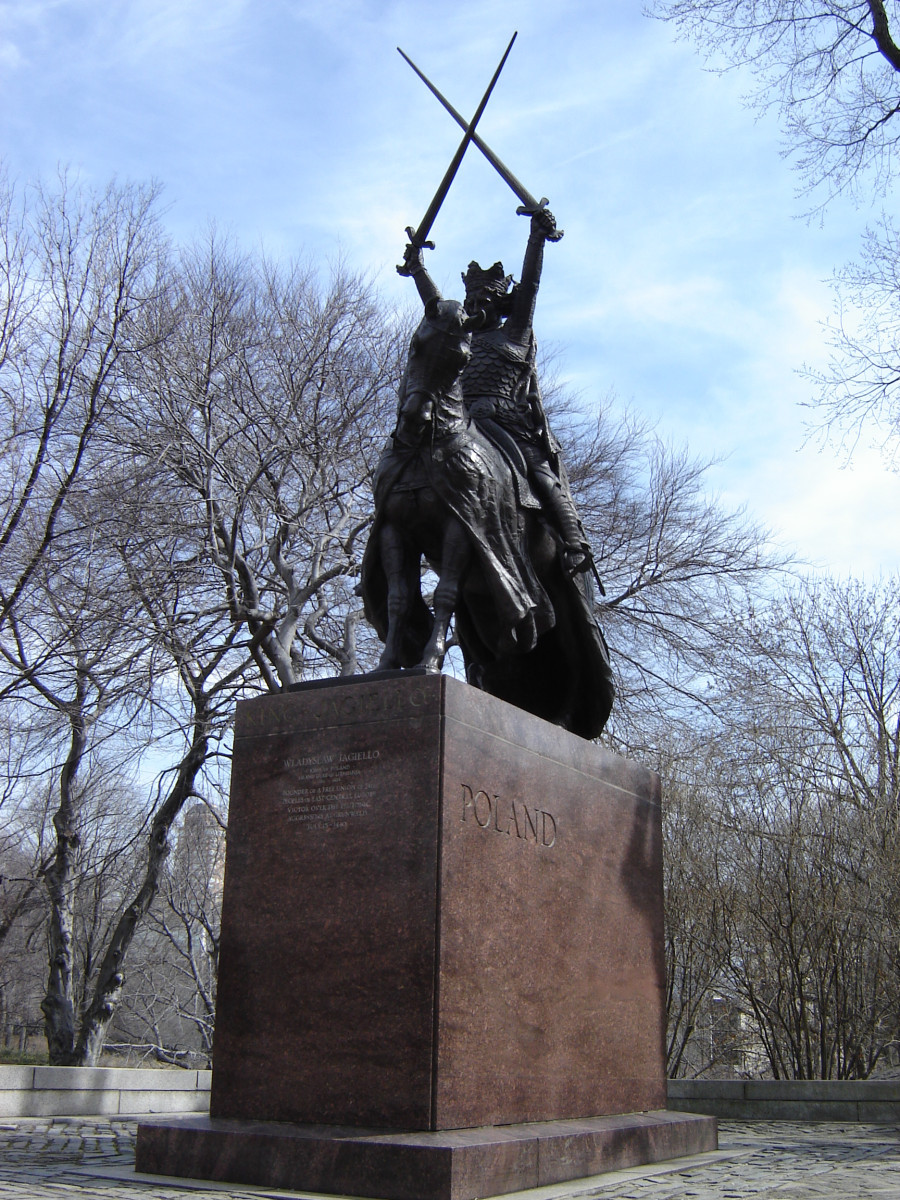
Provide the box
[376,520,421,670]
[419,519,471,673]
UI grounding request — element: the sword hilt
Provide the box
[405,225,435,251]
[398,228,435,277]
[516,201,564,241]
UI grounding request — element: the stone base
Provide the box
[138,675,715,1199]
[210,674,668,1130]
[135,1110,717,1200]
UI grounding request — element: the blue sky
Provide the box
[2,0,896,576]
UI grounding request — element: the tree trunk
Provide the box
[41,702,87,1065]
[72,695,211,1065]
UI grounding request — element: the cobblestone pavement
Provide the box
[0,1118,898,1199]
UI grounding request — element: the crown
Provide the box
[461,261,513,295]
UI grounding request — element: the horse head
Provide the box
[409,298,478,391]
[395,298,480,443]
[423,295,480,333]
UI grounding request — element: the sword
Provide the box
[397,44,563,240]
[404,32,517,254]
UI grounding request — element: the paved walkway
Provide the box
[0,1117,898,1199]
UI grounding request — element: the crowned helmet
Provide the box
[461,261,513,296]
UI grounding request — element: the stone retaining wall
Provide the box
[668,1079,900,1122]
[3,1068,897,1121]
[0,1066,211,1117]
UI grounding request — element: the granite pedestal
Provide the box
[136,673,716,1197]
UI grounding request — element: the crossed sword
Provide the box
[399,32,564,254]
[397,37,606,595]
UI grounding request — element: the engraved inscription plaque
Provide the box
[459,782,558,847]
[279,749,381,831]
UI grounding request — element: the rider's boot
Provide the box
[537,479,593,577]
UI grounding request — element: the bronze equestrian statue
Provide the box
[360,210,614,740]
[413,207,592,577]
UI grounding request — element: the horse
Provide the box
[360,296,614,740]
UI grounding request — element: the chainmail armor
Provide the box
[461,331,543,444]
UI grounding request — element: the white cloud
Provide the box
[718,442,899,578]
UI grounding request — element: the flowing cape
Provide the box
[361,419,615,740]
[361,422,553,662]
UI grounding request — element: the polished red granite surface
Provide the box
[435,679,666,1127]
[209,674,667,1131]
[210,675,443,1128]
[136,1110,716,1200]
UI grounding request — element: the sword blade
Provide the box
[407,32,517,249]
[398,43,541,215]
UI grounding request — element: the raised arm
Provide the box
[397,243,442,307]
[504,208,559,344]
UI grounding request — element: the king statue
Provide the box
[360,38,614,738]
[399,206,592,580]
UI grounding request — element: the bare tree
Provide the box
[0,168,166,636]
[111,802,225,1067]
[805,217,900,463]
[650,0,900,207]
[659,740,739,1077]
[0,714,50,952]
[0,169,169,1042]
[650,572,900,1079]
[648,2,900,461]
[552,401,785,742]
[0,186,408,1063]
[121,234,403,690]
[0,511,156,1062]
[708,574,900,1077]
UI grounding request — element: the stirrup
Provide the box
[561,544,592,576]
